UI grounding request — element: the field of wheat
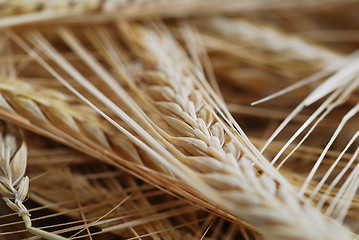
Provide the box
[0,1,359,239]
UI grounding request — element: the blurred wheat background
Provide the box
[1,1,359,239]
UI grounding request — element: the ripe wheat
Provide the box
[3,22,353,239]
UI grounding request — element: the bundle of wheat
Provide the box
[0,1,359,240]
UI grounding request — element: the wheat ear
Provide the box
[112,22,354,240]
[0,79,227,238]
[195,17,342,69]
[0,78,345,239]
[29,22,354,239]
[0,79,259,238]
[0,122,67,240]
[4,24,354,239]
[0,77,237,223]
